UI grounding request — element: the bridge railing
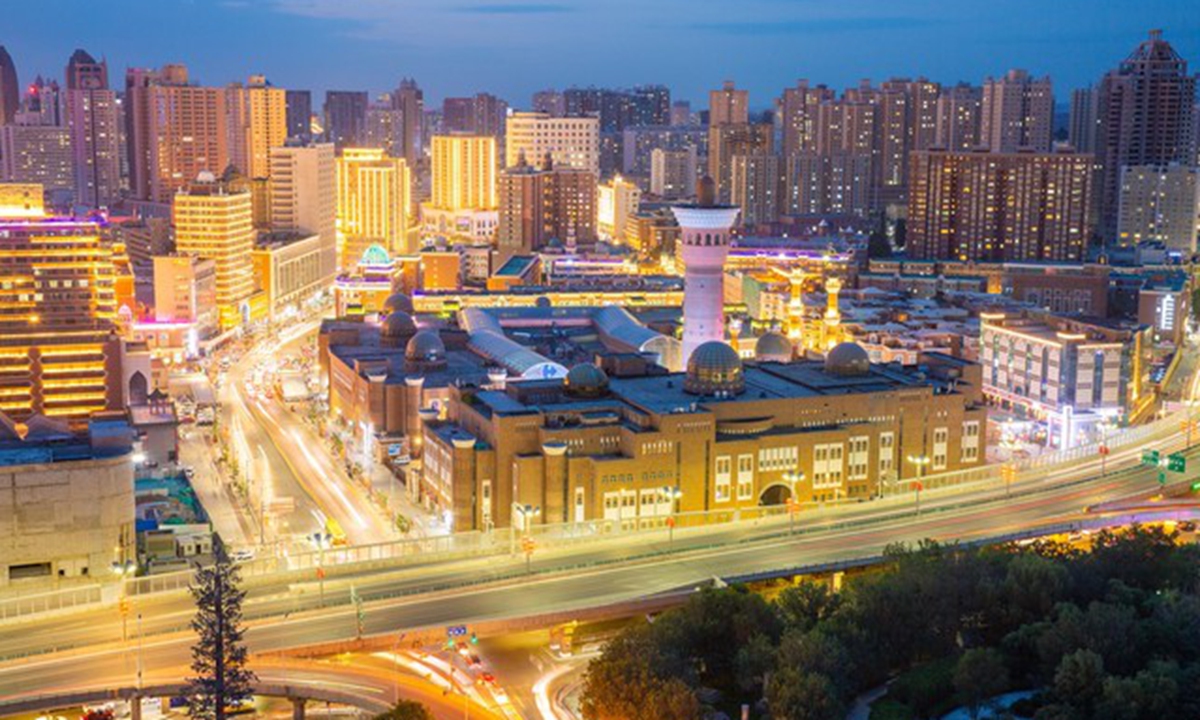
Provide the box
[0,584,102,622]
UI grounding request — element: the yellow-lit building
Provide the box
[597,176,641,242]
[0,184,126,421]
[422,134,500,245]
[173,174,256,331]
[226,75,288,182]
[336,148,411,271]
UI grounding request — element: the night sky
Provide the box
[5,0,1197,107]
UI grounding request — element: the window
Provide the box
[481,480,492,527]
[716,456,732,502]
[879,432,895,477]
[933,427,949,470]
[737,454,754,501]
[848,436,869,480]
[813,443,844,489]
[961,421,980,463]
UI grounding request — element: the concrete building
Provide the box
[152,255,218,329]
[323,90,368,149]
[650,147,697,199]
[1116,164,1199,252]
[336,148,411,269]
[0,45,17,126]
[936,83,983,151]
[252,231,326,319]
[708,123,772,205]
[980,69,1054,153]
[672,178,740,364]
[442,93,508,138]
[226,75,287,182]
[0,413,135,588]
[268,142,337,285]
[1095,31,1197,242]
[505,112,600,174]
[784,152,873,218]
[285,89,311,141]
[64,50,121,209]
[597,176,641,242]
[173,174,255,331]
[779,80,835,158]
[730,154,781,227]
[496,158,598,257]
[0,123,74,196]
[1069,86,1100,154]
[422,134,499,244]
[392,79,424,167]
[980,311,1151,447]
[908,148,1094,262]
[709,80,749,126]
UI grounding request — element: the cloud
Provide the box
[454,3,574,14]
[693,16,938,36]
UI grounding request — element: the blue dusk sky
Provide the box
[3,0,1197,107]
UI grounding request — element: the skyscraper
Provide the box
[505,112,600,173]
[709,81,749,127]
[779,80,834,158]
[1068,86,1099,154]
[336,148,411,269]
[496,156,597,256]
[0,46,17,126]
[442,93,508,138]
[393,79,424,166]
[1116,164,1199,252]
[269,142,337,283]
[323,90,368,149]
[422,134,499,244]
[672,177,740,364]
[980,69,1054,153]
[0,124,74,195]
[936,83,983,151]
[285,89,312,141]
[1095,30,1197,243]
[174,173,255,331]
[650,147,697,199]
[64,50,120,209]
[226,75,287,181]
[908,148,1093,263]
[708,122,772,205]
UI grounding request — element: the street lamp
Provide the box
[509,503,540,557]
[906,454,930,515]
[310,532,332,606]
[661,486,682,544]
[111,559,136,641]
[783,471,806,534]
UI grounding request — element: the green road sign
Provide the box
[1168,453,1187,473]
[1142,450,1161,466]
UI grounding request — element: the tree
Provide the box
[775,580,841,633]
[186,539,256,720]
[954,648,1009,720]
[1052,649,1105,715]
[767,670,845,720]
[373,700,435,720]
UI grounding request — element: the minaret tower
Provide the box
[671,176,741,364]
[821,277,843,349]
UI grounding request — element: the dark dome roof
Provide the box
[564,363,609,398]
[825,342,871,377]
[685,341,745,396]
[381,311,417,338]
[535,296,552,309]
[405,329,446,363]
[382,292,414,315]
[754,332,793,362]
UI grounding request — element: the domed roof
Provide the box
[685,341,745,396]
[564,363,609,398]
[381,311,417,338]
[405,329,446,364]
[382,292,414,315]
[754,332,793,362]
[824,342,871,377]
[360,243,391,267]
[535,296,552,309]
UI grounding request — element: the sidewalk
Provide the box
[178,427,254,548]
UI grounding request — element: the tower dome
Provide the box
[381,311,417,339]
[754,332,794,363]
[383,292,414,315]
[684,341,745,396]
[405,329,446,365]
[564,363,609,398]
[824,342,871,377]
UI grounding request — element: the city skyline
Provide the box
[2,1,1197,106]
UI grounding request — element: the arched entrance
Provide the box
[759,483,793,506]
[128,371,148,405]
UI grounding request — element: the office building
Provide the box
[505,112,600,174]
[252,231,326,319]
[422,134,499,244]
[936,83,983,151]
[323,90,368,149]
[64,50,120,209]
[908,148,1094,262]
[1116,164,1200,252]
[597,176,641,242]
[336,148,411,269]
[173,173,256,331]
[980,69,1054,153]
[1095,31,1197,242]
[0,46,17,125]
[268,142,338,284]
[226,75,287,182]
[650,147,698,199]
[125,64,228,204]
[285,89,312,141]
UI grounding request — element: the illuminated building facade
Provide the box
[496,158,597,257]
[226,75,288,183]
[1116,164,1199,252]
[597,176,641,242]
[673,177,740,364]
[980,69,1054,153]
[173,174,255,331]
[336,148,411,270]
[505,112,600,174]
[268,142,337,284]
[64,49,121,209]
[422,134,499,244]
[0,124,74,196]
[252,232,326,319]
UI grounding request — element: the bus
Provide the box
[325,518,349,547]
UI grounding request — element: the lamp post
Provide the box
[111,559,136,641]
[906,455,930,515]
[310,532,331,607]
[510,503,540,557]
[783,471,806,534]
[662,486,682,544]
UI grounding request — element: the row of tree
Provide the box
[579,526,1200,719]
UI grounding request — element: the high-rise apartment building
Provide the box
[0,46,18,125]
[64,50,120,209]
[784,152,873,217]
[496,157,597,256]
[0,183,125,421]
[1095,31,1196,243]
[125,64,228,204]
[597,176,641,242]
[285,89,312,141]
[936,84,983,151]
[670,101,692,127]
[442,93,508,138]
[226,75,287,181]
[336,148,411,269]
[505,112,600,174]
[269,142,337,283]
[0,124,73,195]
[650,147,698,199]
[173,174,256,331]
[907,148,1094,263]
[709,81,749,127]
[422,134,499,244]
[364,97,403,157]
[532,89,565,117]
[779,80,835,158]
[393,79,424,166]
[323,90,368,149]
[730,154,781,227]
[980,69,1054,153]
[708,123,772,205]
[1068,86,1099,154]
[1116,164,1200,252]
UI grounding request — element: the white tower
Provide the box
[671,177,741,365]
